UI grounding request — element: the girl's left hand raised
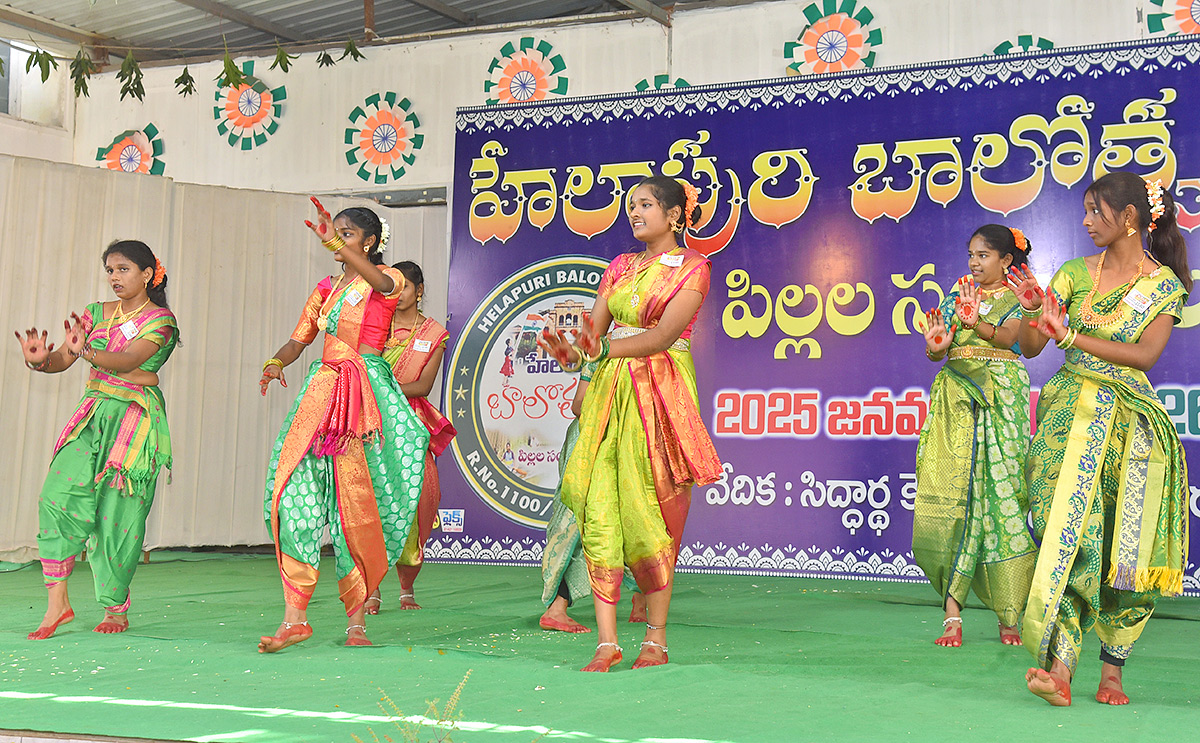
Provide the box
[304,197,336,248]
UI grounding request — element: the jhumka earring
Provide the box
[1126,220,1137,237]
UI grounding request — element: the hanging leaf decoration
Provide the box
[25,47,59,83]
[116,51,144,101]
[174,66,197,96]
[69,47,99,97]
[270,42,299,73]
[316,50,337,68]
[218,50,245,88]
[340,38,366,62]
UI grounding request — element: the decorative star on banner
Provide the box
[1147,0,1200,35]
[213,61,287,150]
[96,124,164,175]
[991,35,1055,55]
[484,37,568,106]
[784,0,882,76]
[344,92,424,183]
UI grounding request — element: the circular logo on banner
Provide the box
[447,255,607,527]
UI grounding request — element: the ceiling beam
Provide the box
[169,0,305,41]
[405,0,477,26]
[0,5,177,62]
[611,0,670,26]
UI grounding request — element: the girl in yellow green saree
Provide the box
[538,176,722,672]
[1008,172,1191,707]
[257,201,429,652]
[18,240,177,640]
[915,225,1037,648]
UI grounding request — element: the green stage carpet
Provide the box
[1,554,1198,743]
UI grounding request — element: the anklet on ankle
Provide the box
[597,641,622,652]
[646,623,665,631]
[345,624,366,635]
[640,640,668,653]
[399,592,414,600]
[943,617,962,626]
[282,621,309,629]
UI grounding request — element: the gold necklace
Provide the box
[112,297,152,327]
[630,249,672,309]
[978,285,1008,297]
[1076,250,1145,329]
[316,274,348,332]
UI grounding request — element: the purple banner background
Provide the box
[429,38,1200,595]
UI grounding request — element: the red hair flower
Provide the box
[152,258,166,288]
[1009,227,1028,253]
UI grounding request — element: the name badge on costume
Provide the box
[120,321,138,340]
[660,253,684,268]
[978,302,992,316]
[345,289,364,306]
[1123,289,1151,313]
[413,339,433,353]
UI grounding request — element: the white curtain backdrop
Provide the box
[0,154,447,561]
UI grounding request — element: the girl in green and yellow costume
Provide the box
[538,176,722,672]
[19,240,178,640]
[915,225,1038,648]
[1009,172,1191,707]
[257,201,428,652]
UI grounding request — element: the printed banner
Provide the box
[438,38,1200,594]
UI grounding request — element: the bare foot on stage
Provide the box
[935,617,962,647]
[632,640,668,669]
[93,612,129,634]
[399,591,421,610]
[540,598,591,633]
[1026,667,1072,706]
[1095,665,1129,705]
[998,623,1021,646]
[365,590,381,616]
[257,621,313,653]
[581,643,622,672]
[628,592,647,623]
[28,607,75,640]
[345,624,372,647]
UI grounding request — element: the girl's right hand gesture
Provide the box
[15,327,54,367]
[1030,289,1068,342]
[1004,264,1043,312]
[922,308,956,356]
[537,327,581,369]
[63,312,90,358]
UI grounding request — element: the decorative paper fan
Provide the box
[992,35,1055,54]
[634,74,691,91]
[344,92,424,183]
[484,37,568,105]
[784,0,882,76]
[1147,0,1200,35]
[213,61,286,149]
[96,124,164,175]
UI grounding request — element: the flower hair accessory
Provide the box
[1009,227,1028,254]
[679,181,700,229]
[152,258,166,288]
[378,217,391,251]
[1145,179,1165,232]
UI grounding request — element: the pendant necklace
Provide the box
[316,274,348,332]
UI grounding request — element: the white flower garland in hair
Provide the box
[379,217,391,252]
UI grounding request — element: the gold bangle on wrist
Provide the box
[263,358,284,373]
[322,234,347,252]
[1056,328,1078,350]
[559,349,583,373]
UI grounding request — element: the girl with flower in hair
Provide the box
[17,240,178,639]
[1008,172,1191,706]
[913,225,1037,649]
[538,175,722,671]
[257,200,429,652]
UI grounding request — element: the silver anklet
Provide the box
[282,621,309,629]
[345,624,366,634]
[943,617,962,626]
[646,623,665,631]
[399,592,414,599]
[597,641,623,652]
[640,640,668,653]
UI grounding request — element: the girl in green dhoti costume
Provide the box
[18,240,178,640]
[1009,172,1191,707]
[914,225,1037,648]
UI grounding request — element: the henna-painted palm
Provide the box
[1030,289,1068,342]
[260,365,288,396]
[537,327,580,368]
[64,312,90,357]
[15,327,55,366]
[303,196,336,245]
[1003,263,1043,311]
[922,308,956,355]
[575,314,603,359]
[955,276,981,329]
